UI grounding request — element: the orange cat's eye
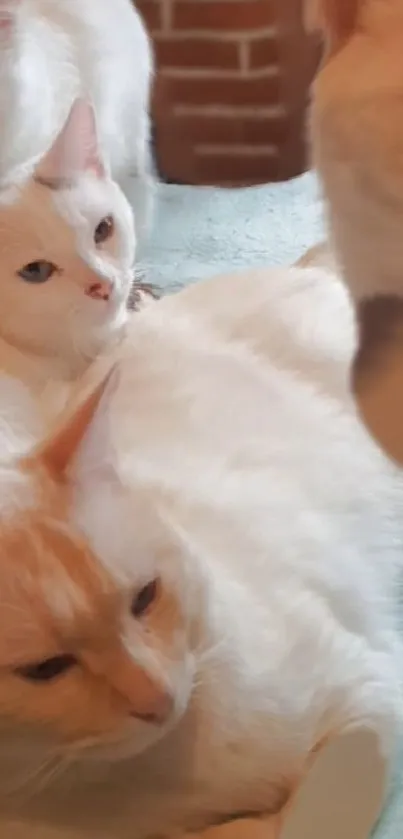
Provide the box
[15,654,77,683]
[94,215,114,245]
[131,578,159,618]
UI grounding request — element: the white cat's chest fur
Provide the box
[0,335,81,424]
[0,311,129,425]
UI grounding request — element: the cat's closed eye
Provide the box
[15,654,77,683]
[18,260,58,283]
[12,581,159,684]
[131,579,159,618]
[94,215,114,245]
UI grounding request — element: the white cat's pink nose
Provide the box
[85,279,113,301]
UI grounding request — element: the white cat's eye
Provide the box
[131,578,159,618]
[18,260,58,284]
[94,215,114,245]
[15,653,77,683]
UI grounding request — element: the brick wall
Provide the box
[138,0,318,185]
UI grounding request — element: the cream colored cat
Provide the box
[309,0,403,461]
[0,261,400,839]
[0,96,136,425]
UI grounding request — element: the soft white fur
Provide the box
[2,263,402,838]
[0,0,152,235]
[0,98,136,423]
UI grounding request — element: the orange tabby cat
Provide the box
[0,374,181,744]
[0,261,400,839]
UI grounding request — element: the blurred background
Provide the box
[138,0,321,186]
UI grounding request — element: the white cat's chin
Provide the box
[78,299,128,363]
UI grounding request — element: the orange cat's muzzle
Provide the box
[85,643,174,727]
[119,663,173,725]
[111,656,174,725]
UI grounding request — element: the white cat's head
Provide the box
[0,99,135,368]
[0,371,199,774]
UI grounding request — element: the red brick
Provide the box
[136,0,161,32]
[173,1,275,32]
[164,73,280,107]
[172,111,288,145]
[195,149,281,184]
[248,35,279,69]
[154,37,240,70]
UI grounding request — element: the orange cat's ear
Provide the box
[304,0,361,48]
[33,365,117,480]
[35,98,105,187]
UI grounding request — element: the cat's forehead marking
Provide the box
[0,515,119,659]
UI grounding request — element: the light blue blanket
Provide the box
[140,173,401,837]
[140,173,325,291]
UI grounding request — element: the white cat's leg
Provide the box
[0,0,52,178]
[117,115,155,251]
[0,1,22,169]
[126,164,155,250]
[279,729,387,839]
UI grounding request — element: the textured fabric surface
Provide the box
[139,172,325,292]
[138,173,401,837]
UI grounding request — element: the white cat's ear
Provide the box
[0,1,21,36]
[35,98,105,185]
[28,364,118,479]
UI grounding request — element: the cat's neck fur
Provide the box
[0,319,127,424]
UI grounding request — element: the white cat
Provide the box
[0,0,153,236]
[0,262,401,839]
[0,96,137,423]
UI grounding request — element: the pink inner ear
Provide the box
[35,98,105,183]
[0,0,21,26]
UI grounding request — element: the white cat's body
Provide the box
[1,264,401,838]
[0,0,152,234]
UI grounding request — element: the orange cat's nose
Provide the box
[85,279,113,301]
[130,689,173,726]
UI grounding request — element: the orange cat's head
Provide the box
[0,374,197,772]
[309,0,403,464]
